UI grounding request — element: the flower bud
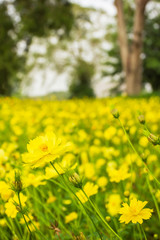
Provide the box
[13,172,23,193]
[138,115,145,125]
[111,109,120,119]
[106,216,111,222]
[147,133,160,146]
[124,190,130,197]
[141,153,147,163]
[69,173,82,189]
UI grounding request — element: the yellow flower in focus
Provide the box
[65,212,78,223]
[119,198,153,224]
[22,132,71,168]
[106,194,121,216]
[76,182,98,203]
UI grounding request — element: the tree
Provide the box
[143,8,160,91]
[114,0,150,95]
[104,1,160,94]
[0,3,25,95]
[69,58,95,98]
[0,0,74,95]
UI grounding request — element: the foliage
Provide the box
[0,3,25,95]
[104,2,160,93]
[13,0,74,40]
[0,0,74,96]
[143,8,160,90]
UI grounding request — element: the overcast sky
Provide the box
[70,0,116,16]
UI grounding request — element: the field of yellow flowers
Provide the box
[0,96,160,240]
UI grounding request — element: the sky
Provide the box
[70,0,115,16]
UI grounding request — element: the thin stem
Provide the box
[118,119,160,187]
[17,192,32,236]
[140,225,147,240]
[27,214,48,240]
[81,188,122,240]
[146,177,160,221]
[50,161,103,240]
[137,224,143,240]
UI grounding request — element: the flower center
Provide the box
[40,144,48,152]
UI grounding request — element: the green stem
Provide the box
[50,161,103,240]
[26,214,48,240]
[146,177,160,221]
[140,225,147,240]
[81,188,122,240]
[17,192,32,236]
[118,119,160,187]
[137,224,143,240]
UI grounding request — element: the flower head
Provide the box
[106,194,121,216]
[76,182,98,203]
[65,212,78,223]
[108,165,131,183]
[119,198,153,224]
[22,132,71,168]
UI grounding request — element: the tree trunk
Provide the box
[115,0,150,95]
[114,0,128,74]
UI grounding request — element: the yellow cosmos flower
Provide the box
[119,198,153,224]
[5,193,27,218]
[0,181,13,201]
[108,165,131,183]
[5,199,18,218]
[22,132,71,168]
[105,194,121,216]
[76,182,98,203]
[65,212,78,223]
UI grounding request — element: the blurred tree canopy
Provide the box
[0,3,25,95]
[13,0,74,41]
[104,1,160,94]
[143,10,160,90]
[0,0,74,96]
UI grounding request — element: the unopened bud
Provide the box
[16,205,21,212]
[138,115,145,125]
[79,232,85,240]
[141,153,147,163]
[147,133,160,146]
[111,109,120,119]
[106,216,111,222]
[13,172,23,193]
[69,173,82,188]
[126,127,129,134]
[124,190,130,197]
